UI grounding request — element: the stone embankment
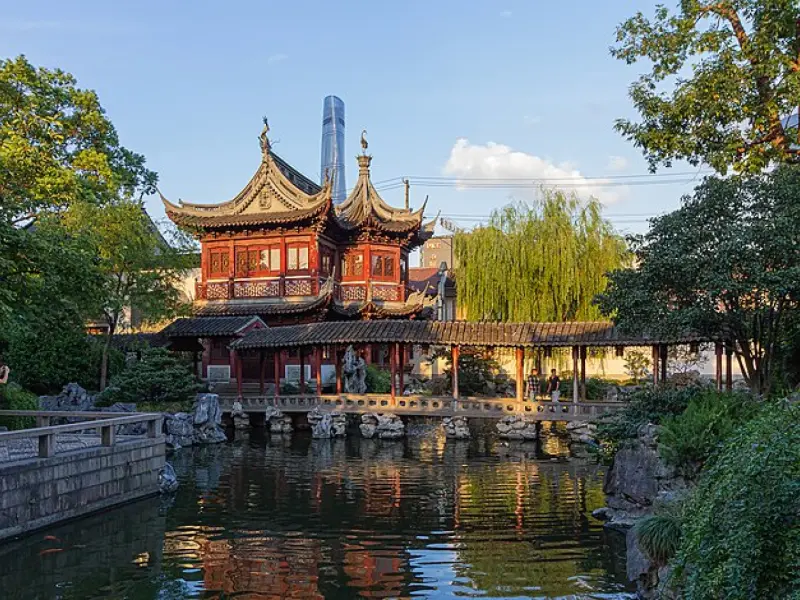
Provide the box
[307,407,347,439]
[264,406,293,434]
[442,416,470,439]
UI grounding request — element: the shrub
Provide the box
[635,514,682,567]
[365,364,391,393]
[672,402,800,599]
[0,383,38,430]
[623,349,651,384]
[658,393,751,478]
[97,348,200,406]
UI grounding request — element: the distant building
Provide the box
[420,235,455,270]
[320,95,346,204]
[408,266,456,322]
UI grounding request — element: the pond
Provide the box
[0,423,634,599]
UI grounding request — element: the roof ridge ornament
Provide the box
[259,116,270,158]
[360,129,368,154]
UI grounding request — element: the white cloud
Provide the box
[267,53,288,64]
[523,115,541,126]
[607,155,628,172]
[442,138,626,204]
[500,9,512,17]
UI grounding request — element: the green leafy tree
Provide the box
[672,402,800,598]
[598,166,800,395]
[97,348,200,406]
[62,200,193,389]
[612,0,800,174]
[454,190,629,322]
[623,349,651,384]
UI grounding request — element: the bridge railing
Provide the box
[222,394,623,420]
[0,411,164,459]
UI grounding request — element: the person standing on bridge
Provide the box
[546,369,560,405]
[527,368,540,401]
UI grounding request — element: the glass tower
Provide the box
[320,95,346,204]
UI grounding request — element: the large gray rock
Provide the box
[360,413,404,439]
[191,394,227,444]
[307,407,347,439]
[442,416,470,439]
[158,462,179,494]
[164,413,194,448]
[231,399,250,430]
[39,383,95,412]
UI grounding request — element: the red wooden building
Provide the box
[160,122,436,391]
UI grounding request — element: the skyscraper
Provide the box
[320,95,346,204]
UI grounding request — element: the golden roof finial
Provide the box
[259,116,270,157]
[360,129,368,154]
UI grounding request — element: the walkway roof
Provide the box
[230,320,708,350]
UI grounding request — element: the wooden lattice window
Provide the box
[342,251,364,279]
[209,250,230,277]
[287,243,309,273]
[371,253,396,281]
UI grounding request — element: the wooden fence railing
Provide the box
[0,411,163,459]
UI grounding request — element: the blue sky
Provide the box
[2,0,706,240]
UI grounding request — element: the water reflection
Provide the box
[2,425,632,599]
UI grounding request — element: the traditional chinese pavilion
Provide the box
[160,121,436,389]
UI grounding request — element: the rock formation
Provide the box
[359,413,405,439]
[495,415,538,440]
[157,462,179,494]
[307,407,347,438]
[342,345,367,394]
[442,416,470,439]
[566,420,598,445]
[231,399,250,430]
[191,394,228,444]
[264,406,293,434]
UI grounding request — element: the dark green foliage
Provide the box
[598,166,800,395]
[0,383,38,430]
[365,364,391,394]
[634,514,682,567]
[97,348,200,406]
[658,393,752,478]
[672,402,800,599]
[430,347,509,397]
[583,377,612,401]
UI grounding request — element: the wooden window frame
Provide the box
[371,252,397,282]
[208,249,230,278]
[341,250,365,281]
[286,242,310,275]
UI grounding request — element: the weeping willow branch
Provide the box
[454,189,629,322]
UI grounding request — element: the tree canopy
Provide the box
[597,165,800,394]
[454,190,629,322]
[612,0,800,173]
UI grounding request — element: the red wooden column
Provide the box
[234,350,243,398]
[299,348,306,395]
[580,346,587,401]
[274,351,281,400]
[714,342,723,391]
[725,341,733,392]
[315,346,323,396]
[390,343,397,403]
[335,346,343,394]
[451,345,460,400]
[259,350,266,395]
[397,343,405,397]
[572,346,579,403]
[515,347,525,403]
[660,344,668,384]
[652,345,661,386]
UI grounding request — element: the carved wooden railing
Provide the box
[0,411,163,459]
[196,276,323,300]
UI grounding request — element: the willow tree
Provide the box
[454,190,628,322]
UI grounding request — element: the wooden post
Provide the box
[660,344,668,384]
[725,341,733,392]
[652,345,660,386]
[390,342,397,402]
[714,342,723,391]
[315,346,323,396]
[101,424,115,447]
[572,346,579,403]
[580,346,587,401]
[451,345,460,400]
[259,350,266,395]
[335,346,343,394]
[235,350,243,398]
[397,342,405,397]
[299,348,306,395]
[274,351,281,399]
[515,347,525,403]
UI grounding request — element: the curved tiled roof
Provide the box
[161,316,265,337]
[231,320,712,350]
